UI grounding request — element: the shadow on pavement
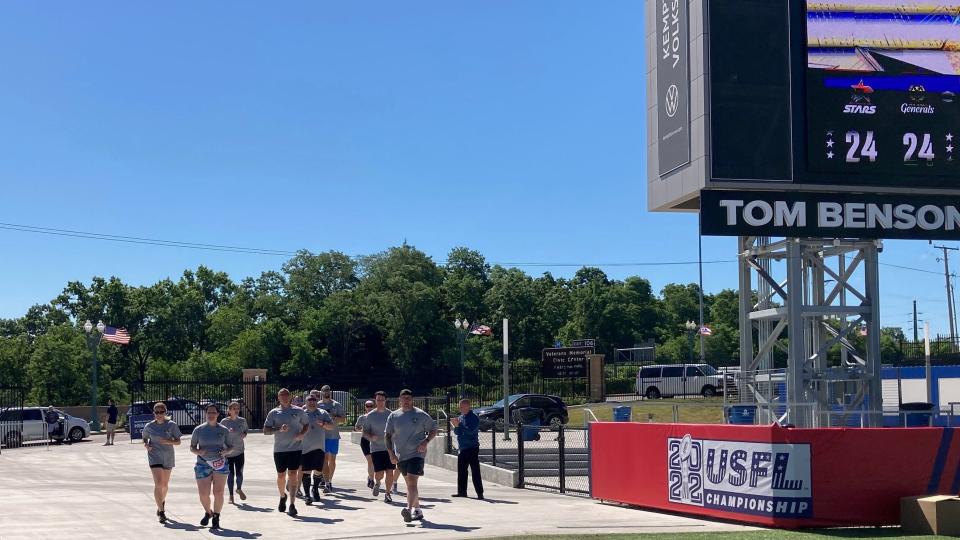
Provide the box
[162,520,203,532]
[235,503,272,513]
[418,497,451,504]
[291,515,344,524]
[209,528,263,539]
[480,498,518,504]
[416,520,480,533]
[318,499,361,511]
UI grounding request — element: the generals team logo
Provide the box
[667,434,813,518]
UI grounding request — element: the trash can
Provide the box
[727,405,757,425]
[613,406,632,422]
[512,408,542,441]
[901,402,934,427]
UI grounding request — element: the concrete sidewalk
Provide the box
[0,432,752,540]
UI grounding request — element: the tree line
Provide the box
[0,244,748,406]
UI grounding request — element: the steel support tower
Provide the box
[737,237,884,428]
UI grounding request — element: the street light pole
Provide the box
[454,318,470,398]
[84,320,105,432]
[685,320,697,364]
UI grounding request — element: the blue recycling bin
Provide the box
[728,405,757,425]
[901,402,934,427]
[522,418,541,441]
[613,406,632,422]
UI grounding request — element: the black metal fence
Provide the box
[456,361,591,407]
[0,386,27,450]
[130,379,454,431]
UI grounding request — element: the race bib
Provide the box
[205,457,226,469]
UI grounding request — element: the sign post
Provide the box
[503,318,510,440]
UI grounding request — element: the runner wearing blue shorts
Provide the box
[317,385,346,493]
[190,404,233,530]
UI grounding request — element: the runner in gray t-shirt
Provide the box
[220,403,248,504]
[190,405,233,529]
[301,395,335,504]
[142,403,182,524]
[317,385,346,493]
[385,389,437,523]
[364,391,397,500]
[263,388,309,517]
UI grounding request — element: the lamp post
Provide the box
[454,318,470,398]
[84,320,105,432]
[685,320,698,364]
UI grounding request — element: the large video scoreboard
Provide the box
[648,0,960,237]
[805,1,959,180]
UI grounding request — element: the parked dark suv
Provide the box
[474,394,568,431]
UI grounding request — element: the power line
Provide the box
[0,221,956,275]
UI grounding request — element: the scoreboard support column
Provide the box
[736,237,884,428]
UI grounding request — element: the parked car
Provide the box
[636,364,732,399]
[474,394,569,431]
[127,398,204,431]
[0,407,90,447]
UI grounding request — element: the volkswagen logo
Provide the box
[665,84,680,118]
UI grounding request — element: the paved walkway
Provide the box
[0,433,752,539]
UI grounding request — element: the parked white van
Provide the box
[636,364,729,399]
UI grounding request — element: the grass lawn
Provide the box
[484,529,950,540]
[567,399,726,426]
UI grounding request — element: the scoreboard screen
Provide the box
[805,1,960,181]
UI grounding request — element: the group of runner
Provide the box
[140,386,438,528]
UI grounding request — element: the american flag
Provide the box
[102,326,131,345]
[699,325,713,336]
[469,324,493,336]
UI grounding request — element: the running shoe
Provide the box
[237,488,247,501]
[323,483,331,494]
[367,477,375,489]
[451,493,467,497]
[413,509,424,521]
[311,486,321,501]
[401,508,412,523]
[201,512,211,526]
[384,493,393,503]
[305,494,313,506]
[211,513,220,530]
[229,496,235,505]
[373,482,381,497]
[288,504,298,517]
[278,495,287,512]
[157,511,167,524]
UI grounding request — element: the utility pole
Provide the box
[913,301,920,344]
[933,244,959,347]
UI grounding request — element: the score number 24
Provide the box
[845,131,935,163]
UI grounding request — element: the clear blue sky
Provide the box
[0,1,952,337]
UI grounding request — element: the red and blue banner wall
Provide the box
[589,422,960,527]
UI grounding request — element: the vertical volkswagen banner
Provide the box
[656,0,690,176]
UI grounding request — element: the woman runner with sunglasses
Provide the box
[190,404,233,529]
[142,402,182,523]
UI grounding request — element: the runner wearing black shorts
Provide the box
[385,389,437,522]
[301,395,335,504]
[356,400,375,489]
[264,388,309,517]
[363,391,396,502]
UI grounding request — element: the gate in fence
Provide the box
[0,385,27,451]
[452,422,590,496]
